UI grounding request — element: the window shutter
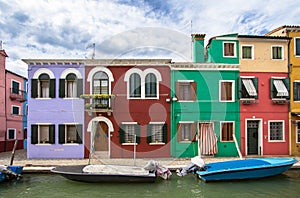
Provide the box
[59,125,65,144]
[31,79,38,98]
[270,78,274,99]
[175,82,180,100]
[177,123,182,142]
[294,82,299,101]
[191,123,197,142]
[31,125,38,144]
[49,79,56,98]
[135,124,140,144]
[49,125,55,144]
[147,124,152,143]
[191,82,197,101]
[77,79,83,98]
[59,79,65,98]
[76,124,83,144]
[253,77,258,99]
[119,124,125,144]
[163,124,168,143]
[284,78,290,99]
[238,78,242,99]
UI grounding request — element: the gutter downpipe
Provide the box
[287,34,292,156]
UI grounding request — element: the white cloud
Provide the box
[0,0,299,77]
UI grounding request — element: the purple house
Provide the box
[23,59,85,158]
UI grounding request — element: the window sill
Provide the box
[121,143,138,146]
[63,97,80,100]
[268,140,285,143]
[179,141,192,143]
[149,142,165,145]
[34,98,52,100]
[36,143,52,146]
[63,143,80,145]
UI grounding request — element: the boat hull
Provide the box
[196,158,297,182]
[0,165,23,182]
[51,165,156,183]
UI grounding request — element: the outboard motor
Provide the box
[0,165,22,181]
[144,160,172,180]
[177,156,206,177]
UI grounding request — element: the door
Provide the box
[247,121,259,155]
[94,122,108,151]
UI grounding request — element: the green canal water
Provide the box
[1,170,300,198]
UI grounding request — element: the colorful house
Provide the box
[23,59,85,158]
[170,34,240,158]
[266,25,300,156]
[237,35,290,156]
[83,59,171,158]
[0,49,27,152]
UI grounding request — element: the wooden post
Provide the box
[10,139,18,165]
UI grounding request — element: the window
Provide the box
[272,46,283,59]
[221,122,234,142]
[31,124,55,144]
[223,42,236,57]
[7,129,16,140]
[129,73,141,98]
[59,124,83,144]
[119,123,140,144]
[12,106,20,115]
[294,81,300,101]
[269,121,284,141]
[177,122,196,142]
[295,38,300,56]
[239,77,258,99]
[220,81,234,102]
[296,122,300,143]
[93,71,109,108]
[59,73,83,98]
[147,123,167,144]
[241,45,253,59]
[145,73,157,98]
[270,78,289,99]
[12,81,20,94]
[31,73,55,98]
[176,81,196,101]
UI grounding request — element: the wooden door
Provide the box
[94,122,108,151]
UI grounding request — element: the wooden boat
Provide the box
[51,164,157,183]
[196,158,297,182]
[0,165,23,182]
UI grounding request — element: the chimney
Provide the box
[191,34,205,63]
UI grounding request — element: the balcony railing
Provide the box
[80,94,114,114]
[10,88,26,102]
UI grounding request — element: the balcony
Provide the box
[80,94,114,115]
[10,88,26,102]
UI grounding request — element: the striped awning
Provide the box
[242,79,257,96]
[274,79,289,97]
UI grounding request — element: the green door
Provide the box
[247,121,259,155]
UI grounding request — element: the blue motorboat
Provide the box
[196,158,297,182]
[0,165,23,182]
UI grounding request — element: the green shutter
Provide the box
[294,82,298,101]
[135,124,140,144]
[31,125,38,144]
[59,125,65,144]
[49,125,55,144]
[284,78,290,99]
[50,79,56,98]
[77,79,83,97]
[119,124,125,144]
[270,78,274,99]
[31,79,38,98]
[76,124,83,144]
[238,78,242,99]
[163,124,167,143]
[147,124,152,143]
[59,79,65,98]
[253,78,258,99]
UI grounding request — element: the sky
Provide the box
[1,0,300,77]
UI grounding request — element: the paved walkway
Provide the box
[1,150,300,172]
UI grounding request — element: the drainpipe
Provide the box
[287,33,292,156]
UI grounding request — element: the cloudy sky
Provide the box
[1,0,300,77]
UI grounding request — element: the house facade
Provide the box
[238,35,290,156]
[266,25,300,156]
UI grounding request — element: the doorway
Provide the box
[247,120,260,155]
[94,121,108,152]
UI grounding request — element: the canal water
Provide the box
[1,170,300,198]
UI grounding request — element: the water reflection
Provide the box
[0,170,300,198]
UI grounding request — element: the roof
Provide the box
[0,50,8,57]
[238,35,291,40]
[206,33,238,48]
[265,25,300,36]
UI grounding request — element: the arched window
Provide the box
[93,72,109,94]
[129,73,141,98]
[39,74,50,98]
[145,73,157,98]
[66,73,77,97]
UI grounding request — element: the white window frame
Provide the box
[271,45,284,60]
[219,80,235,102]
[296,121,300,144]
[63,124,79,145]
[38,124,51,145]
[11,105,20,115]
[223,42,237,58]
[177,80,195,102]
[220,121,235,142]
[294,80,300,102]
[268,120,285,142]
[241,45,254,60]
[148,122,165,145]
[7,128,16,140]
[294,37,300,57]
[178,121,194,143]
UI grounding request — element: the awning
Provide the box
[199,123,218,156]
[274,79,289,97]
[242,79,257,96]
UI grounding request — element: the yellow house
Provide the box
[266,25,300,155]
